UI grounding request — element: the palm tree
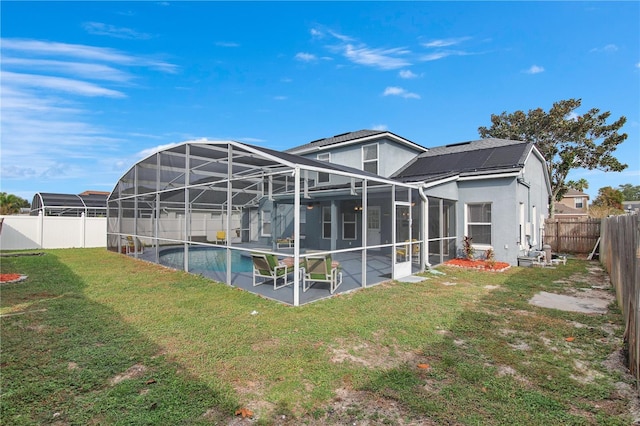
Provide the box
[0,192,28,215]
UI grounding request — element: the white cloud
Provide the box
[2,58,133,82]
[422,37,471,48]
[4,71,126,98]
[215,41,240,47]
[295,52,317,62]
[310,28,323,38]
[238,137,267,143]
[343,44,411,70]
[371,124,388,131]
[524,65,545,74]
[274,95,288,101]
[328,30,354,43]
[136,143,181,159]
[1,39,178,73]
[83,22,153,40]
[420,50,474,62]
[382,86,420,99]
[399,69,418,79]
[590,44,618,53]
[0,38,178,185]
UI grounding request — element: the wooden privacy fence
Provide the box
[544,218,600,254]
[600,214,639,389]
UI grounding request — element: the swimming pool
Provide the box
[159,246,253,273]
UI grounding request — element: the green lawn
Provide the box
[0,248,634,425]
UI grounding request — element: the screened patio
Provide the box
[31,192,108,217]
[107,140,447,306]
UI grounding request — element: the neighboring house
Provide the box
[555,189,589,218]
[30,192,108,217]
[622,201,640,214]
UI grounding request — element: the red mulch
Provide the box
[0,273,26,283]
[444,258,510,272]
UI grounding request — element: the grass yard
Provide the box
[0,248,636,425]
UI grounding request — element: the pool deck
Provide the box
[131,243,424,305]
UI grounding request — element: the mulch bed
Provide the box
[444,258,510,272]
[0,274,28,284]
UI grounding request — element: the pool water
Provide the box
[159,246,253,273]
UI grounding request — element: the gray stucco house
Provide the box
[108,130,551,305]
[288,131,551,266]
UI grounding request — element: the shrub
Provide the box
[484,248,496,269]
[462,236,475,260]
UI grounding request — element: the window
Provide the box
[342,211,357,240]
[575,197,584,209]
[362,143,378,174]
[322,206,331,239]
[261,210,271,236]
[317,153,330,183]
[466,203,491,245]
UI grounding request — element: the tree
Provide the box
[566,178,589,193]
[618,183,640,201]
[478,99,627,216]
[592,186,624,210]
[0,192,30,215]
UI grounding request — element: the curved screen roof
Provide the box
[31,192,108,216]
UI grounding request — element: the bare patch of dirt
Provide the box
[109,364,147,385]
[496,365,532,386]
[300,387,436,426]
[570,359,604,384]
[529,290,612,314]
[329,339,419,369]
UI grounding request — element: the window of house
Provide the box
[261,210,271,236]
[342,211,357,240]
[317,153,330,183]
[466,203,491,245]
[575,197,584,209]
[322,206,331,239]
[362,143,378,174]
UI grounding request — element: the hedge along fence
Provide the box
[600,214,639,389]
[543,218,601,254]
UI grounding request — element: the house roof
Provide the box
[562,188,589,199]
[391,138,534,183]
[285,129,428,155]
[244,142,384,180]
[554,203,588,216]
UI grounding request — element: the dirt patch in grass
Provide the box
[299,387,435,426]
[109,364,147,385]
[529,291,612,314]
[330,338,420,369]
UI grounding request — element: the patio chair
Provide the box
[215,231,226,244]
[303,254,342,294]
[125,236,143,254]
[251,253,294,290]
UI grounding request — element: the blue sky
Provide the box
[2,1,638,204]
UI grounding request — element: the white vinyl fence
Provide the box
[0,214,106,250]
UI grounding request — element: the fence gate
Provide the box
[544,218,601,254]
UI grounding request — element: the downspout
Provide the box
[517,177,531,249]
[418,186,431,269]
